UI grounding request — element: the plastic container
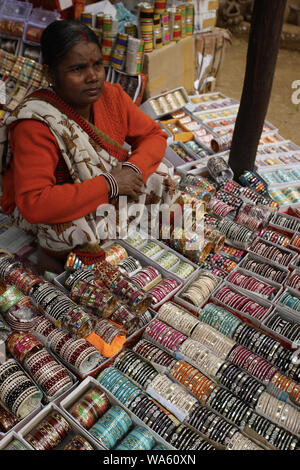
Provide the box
[139,86,190,120]
[0,0,32,39]
[23,7,60,46]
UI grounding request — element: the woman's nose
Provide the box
[86,65,98,82]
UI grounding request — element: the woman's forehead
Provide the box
[62,41,101,64]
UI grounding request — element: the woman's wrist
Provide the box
[103,173,119,199]
[122,162,143,176]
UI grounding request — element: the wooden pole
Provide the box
[228,0,287,179]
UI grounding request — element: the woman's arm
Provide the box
[117,86,169,183]
[10,120,110,224]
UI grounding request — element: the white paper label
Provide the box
[0,81,6,105]
[58,0,73,10]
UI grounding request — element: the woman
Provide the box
[1,20,173,272]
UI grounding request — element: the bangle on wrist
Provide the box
[122,162,143,176]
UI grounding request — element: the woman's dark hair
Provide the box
[41,19,100,70]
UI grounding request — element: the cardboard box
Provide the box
[142,35,195,100]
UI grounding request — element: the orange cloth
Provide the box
[86,330,126,358]
[1,82,168,225]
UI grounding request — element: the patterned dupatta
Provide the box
[4,88,175,254]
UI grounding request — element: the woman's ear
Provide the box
[43,64,55,87]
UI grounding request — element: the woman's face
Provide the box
[53,40,105,111]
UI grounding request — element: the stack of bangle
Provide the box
[260,230,291,247]
[264,311,300,347]
[219,180,241,197]
[114,349,158,388]
[286,272,300,290]
[216,218,255,248]
[227,271,278,300]
[0,256,40,297]
[204,228,226,253]
[235,212,265,233]
[0,402,18,432]
[3,439,28,450]
[290,233,300,249]
[118,256,142,274]
[140,242,163,257]
[144,319,187,353]
[70,280,117,319]
[60,306,95,339]
[129,394,180,442]
[246,411,299,450]
[216,362,266,406]
[89,405,132,449]
[6,331,43,364]
[155,251,179,270]
[157,302,199,337]
[69,387,110,429]
[214,287,269,321]
[206,253,237,273]
[147,373,198,417]
[5,304,37,332]
[199,303,242,339]
[214,190,243,212]
[256,391,300,435]
[278,291,300,312]
[220,244,246,261]
[172,261,195,279]
[242,257,287,283]
[105,244,128,266]
[92,261,152,315]
[228,345,277,383]
[97,367,142,408]
[0,359,42,418]
[250,240,294,266]
[233,322,295,377]
[166,423,215,450]
[35,319,104,374]
[270,372,300,407]
[132,339,176,369]
[208,197,236,219]
[191,323,236,359]
[0,285,24,314]
[148,278,179,305]
[110,305,141,335]
[65,269,96,290]
[24,348,73,398]
[270,213,300,233]
[125,233,146,247]
[206,387,253,427]
[103,173,119,199]
[25,411,72,450]
[63,435,95,450]
[131,266,161,291]
[179,175,216,195]
[187,403,238,446]
[116,425,155,450]
[180,272,218,307]
[226,431,262,450]
[179,339,225,378]
[94,319,126,344]
[168,360,217,404]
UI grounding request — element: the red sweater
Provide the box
[1,83,168,225]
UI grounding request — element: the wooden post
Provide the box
[228,0,287,179]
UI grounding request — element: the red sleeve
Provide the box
[117,86,168,183]
[10,120,109,224]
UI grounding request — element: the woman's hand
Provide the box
[110,163,144,201]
